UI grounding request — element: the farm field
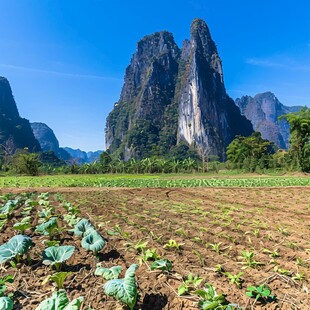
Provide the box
[0,186,309,309]
[0,173,309,188]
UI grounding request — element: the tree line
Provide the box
[0,107,309,175]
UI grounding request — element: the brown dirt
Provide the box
[0,187,309,309]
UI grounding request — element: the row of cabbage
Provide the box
[1,176,309,188]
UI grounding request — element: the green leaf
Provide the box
[104,264,138,310]
[150,259,172,271]
[35,217,58,236]
[95,265,122,280]
[0,235,33,263]
[0,296,13,310]
[42,246,75,267]
[81,231,106,254]
[73,219,95,237]
[36,290,83,310]
[49,272,72,289]
[178,283,188,296]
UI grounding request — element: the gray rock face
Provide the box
[64,147,102,164]
[0,77,41,152]
[105,18,253,160]
[31,122,71,160]
[235,92,302,149]
[176,19,252,159]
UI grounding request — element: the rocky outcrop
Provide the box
[176,19,253,159]
[31,122,71,160]
[105,19,253,160]
[0,77,41,152]
[64,148,102,164]
[235,92,302,149]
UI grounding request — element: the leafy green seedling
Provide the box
[240,250,264,269]
[104,264,138,310]
[0,297,13,310]
[36,289,83,310]
[223,272,244,288]
[150,259,173,272]
[42,245,75,271]
[49,272,72,289]
[13,216,32,234]
[178,274,203,295]
[95,264,122,280]
[246,284,275,302]
[35,217,59,239]
[81,230,106,256]
[134,240,148,253]
[0,275,14,297]
[139,248,160,263]
[163,239,184,251]
[194,283,238,309]
[73,219,95,237]
[0,235,33,264]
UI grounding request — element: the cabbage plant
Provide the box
[0,235,33,264]
[81,230,106,256]
[95,264,122,280]
[0,297,13,310]
[42,245,75,271]
[13,216,32,234]
[104,264,138,310]
[36,289,83,310]
[35,217,58,239]
[73,219,94,237]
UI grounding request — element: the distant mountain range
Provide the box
[235,92,302,149]
[31,122,102,164]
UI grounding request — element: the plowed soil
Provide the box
[0,186,309,309]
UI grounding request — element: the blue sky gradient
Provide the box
[0,0,309,150]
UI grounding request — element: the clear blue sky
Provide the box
[0,0,309,151]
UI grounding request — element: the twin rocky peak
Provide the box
[106,18,252,160]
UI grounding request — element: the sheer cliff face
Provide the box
[236,92,302,149]
[105,19,253,160]
[0,77,41,152]
[177,19,252,159]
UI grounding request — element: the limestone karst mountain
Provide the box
[235,92,302,149]
[105,18,253,160]
[0,77,41,152]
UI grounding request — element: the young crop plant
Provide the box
[73,218,95,237]
[178,274,203,296]
[246,284,275,303]
[0,297,13,310]
[36,289,83,310]
[208,242,223,254]
[13,216,32,234]
[194,283,240,309]
[0,235,33,264]
[104,264,138,310]
[138,248,160,264]
[81,230,106,256]
[150,259,173,272]
[223,272,244,288]
[42,245,75,271]
[163,239,184,251]
[35,217,59,240]
[240,250,264,269]
[95,264,122,280]
[292,272,306,281]
[47,272,73,289]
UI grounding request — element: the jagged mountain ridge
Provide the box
[105,19,253,160]
[235,92,302,149]
[0,77,41,152]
